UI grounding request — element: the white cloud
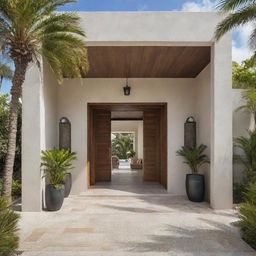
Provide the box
[232,24,254,63]
[181,0,214,12]
[181,0,254,63]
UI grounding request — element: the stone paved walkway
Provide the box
[18,170,255,256]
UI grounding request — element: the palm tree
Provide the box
[0,61,12,91]
[0,0,89,200]
[215,0,256,49]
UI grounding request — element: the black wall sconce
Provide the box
[59,117,71,151]
[184,116,196,149]
[123,78,131,96]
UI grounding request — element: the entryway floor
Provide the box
[86,168,167,196]
[18,170,255,256]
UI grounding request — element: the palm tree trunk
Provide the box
[0,76,3,91]
[2,60,28,200]
[254,112,256,131]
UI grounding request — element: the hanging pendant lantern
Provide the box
[123,78,131,96]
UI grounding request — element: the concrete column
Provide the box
[137,121,143,159]
[210,34,233,209]
[22,63,43,212]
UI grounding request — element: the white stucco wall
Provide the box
[57,78,197,195]
[22,62,58,211]
[232,89,251,184]
[137,122,143,159]
[195,65,211,201]
[79,12,224,45]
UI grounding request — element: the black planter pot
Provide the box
[64,173,72,198]
[186,174,205,202]
[45,184,64,211]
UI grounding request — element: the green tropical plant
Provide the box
[176,144,209,174]
[41,149,77,189]
[238,183,256,249]
[0,196,20,256]
[0,179,21,198]
[0,0,89,199]
[0,62,12,91]
[127,150,136,159]
[234,130,256,185]
[215,0,256,50]
[112,133,134,159]
[0,94,21,180]
[236,89,256,129]
[233,59,256,89]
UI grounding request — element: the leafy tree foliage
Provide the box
[233,59,256,89]
[0,62,12,91]
[112,133,134,159]
[0,94,21,179]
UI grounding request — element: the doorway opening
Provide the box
[111,116,144,186]
[88,103,167,191]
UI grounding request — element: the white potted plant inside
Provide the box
[176,144,209,202]
[41,149,76,211]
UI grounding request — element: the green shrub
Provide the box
[234,131,256,185]
[234,130,256,203]
[239,183,256,249]
[233,183,246,204]
[0,197,20,256]
[11,181,21,198]
[0,179,22,198]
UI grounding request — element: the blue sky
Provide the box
[0,0,251,93]
[58,0,199,12]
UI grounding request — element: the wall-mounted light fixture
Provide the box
[123,78,131,96]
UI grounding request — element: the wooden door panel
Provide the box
[94,110,111,182]
[143,110,160,181]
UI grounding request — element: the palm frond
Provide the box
[0,62,13,79]
[0,0,89,83]
[32,12,84,36]
[176,144,209,174]
[215,4,256,41]
[41,149,77,188]
[249,27,256,49]
[216,0,255,11]
[0,197,20,256]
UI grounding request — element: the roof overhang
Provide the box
[84,46,211,78]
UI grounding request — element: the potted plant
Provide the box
[62,151,77,198]
[176,144,209,202]
[41,149,76,211]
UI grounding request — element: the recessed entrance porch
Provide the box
[22,33,232,211]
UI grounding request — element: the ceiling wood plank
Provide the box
[84,46,210,78]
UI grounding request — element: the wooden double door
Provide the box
[88,103,167,188]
